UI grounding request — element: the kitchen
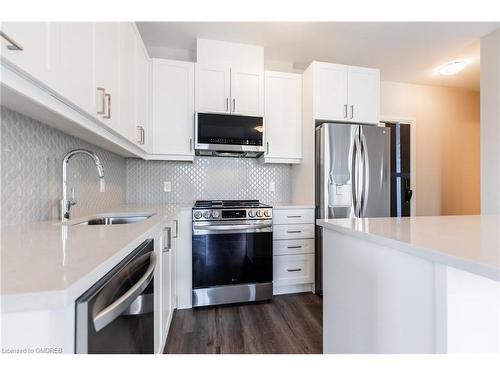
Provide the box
[1,4,500,371]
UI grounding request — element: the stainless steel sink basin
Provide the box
[71,213,154,226]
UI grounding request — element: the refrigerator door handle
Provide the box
[360,131,370,217]
[351,135,361,217]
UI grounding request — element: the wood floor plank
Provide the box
[164,292,323,354]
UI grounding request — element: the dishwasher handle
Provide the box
[93,251,157,332]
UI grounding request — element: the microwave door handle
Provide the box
[93,252,157,332]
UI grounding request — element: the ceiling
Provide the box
[136,22,500,91]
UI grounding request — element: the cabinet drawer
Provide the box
[273,224,314,240]
[273,209,315,224]
[274,254,314,286]
[273,239,314,256]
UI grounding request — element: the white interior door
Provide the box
[94,22,120,129]
[230,69,263,116]
[153,59,194,156]
[1,22,55,88]
[348,66,380,124]
[264,71,302,161]
[52,22,95,116]
[195,65,230,113]
[313,63,348,121]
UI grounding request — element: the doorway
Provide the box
[382,121,413,217]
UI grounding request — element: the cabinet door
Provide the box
[0,22,55,88]
[230,69,264,116]
[135,36,150,152]
[347,66,380,124]
[94,22,120,130]
[264,71,302,163]
[119,23,137,142]
[153,59,194,157]
[195,65,230,113]
[52,22,95,116]
[161,245,172,341]
[313,62,348,121]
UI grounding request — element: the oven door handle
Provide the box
[193,223,272,233]
[92,252,157,332]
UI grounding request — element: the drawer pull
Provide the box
[287,245,302,249]
[287,268,302,272]
[287,215,302,218]
[287,230,302,234]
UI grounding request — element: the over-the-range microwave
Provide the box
[194,112,264,158]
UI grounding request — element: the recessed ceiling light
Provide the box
[436,60,468,76]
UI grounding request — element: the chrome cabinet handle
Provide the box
[136,126,142,144]
[286,215,302,218]
[163,227,171,253]
[287,230,302,234]
[96,88,106,115]
[93,252,157,332]
[287,268,302,272]
[142,127,145,145]
[0,31,23,51]
[173,219,178,238]
[225,98,229,112]
[189,138,193,152]
[287,245,302,249]
[344,104,348,119]
[103,93,111,119]
[266,141,270,155]
[232,98,236,112]
[350,105,354,119]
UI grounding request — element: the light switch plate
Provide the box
[163,181,172,193]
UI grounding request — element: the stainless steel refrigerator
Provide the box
[315,123,391,295]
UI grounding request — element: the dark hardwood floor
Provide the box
[164,292,322,354]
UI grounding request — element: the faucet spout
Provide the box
[60,149,106,221]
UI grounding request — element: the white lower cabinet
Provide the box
[272,207,315,295]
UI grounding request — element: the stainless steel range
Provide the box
[192,200,273,307]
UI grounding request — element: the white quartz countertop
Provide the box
[1,204,190,313]
[317,215,500,281]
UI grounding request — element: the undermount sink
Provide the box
[71,213,154,226]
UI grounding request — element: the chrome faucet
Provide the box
[60,149,105,221]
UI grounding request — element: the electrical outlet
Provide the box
[269,181,275,193]
[163,181,172,193]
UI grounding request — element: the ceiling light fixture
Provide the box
[436,60,468,76]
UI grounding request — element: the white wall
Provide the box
[380,81,480,216]
[480,28,500,214]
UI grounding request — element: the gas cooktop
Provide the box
[193,200,272,209]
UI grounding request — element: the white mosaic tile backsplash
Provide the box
[1,107,127,225]
[126,157,292,205]
[1,106,293,225]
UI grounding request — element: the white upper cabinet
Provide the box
[134,34,150,152]
[312,61,380,125]
[0,22,56,88]
[195,38,264,116]
[94,22,120,130]
[313,62,348,121]
[195,65,230,114]
[52,22,96,116]
[263,71,302,164]
[118,23,138,143]
[347,66,380,124]
[152,59,195,160]
[230,69,264,116]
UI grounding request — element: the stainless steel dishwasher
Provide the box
[75,239,156,354]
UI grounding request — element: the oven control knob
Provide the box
[194,211,202,219]
[248,210,256,218]
[203,211,211,219]
[256,210,263,217]
[264,210,271,217]
[211,210,220,219]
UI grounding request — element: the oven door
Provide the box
[192,220,273,289]
[195,112,264,153]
